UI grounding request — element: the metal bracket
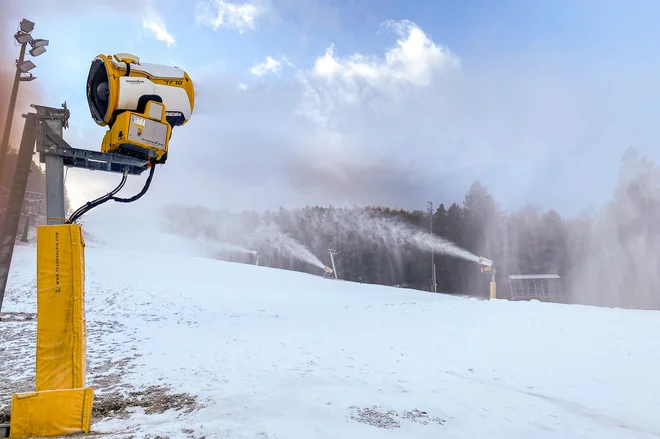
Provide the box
[33,103,149,175]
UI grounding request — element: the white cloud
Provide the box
[142,5,176,47]
[294,20,459,128]
[238,83,248,90]
[63,19,660,219]
[249,55,291,77]
[196,0,262,33]
[313,21,457,86]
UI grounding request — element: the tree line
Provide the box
[9,146,656,312]
[165,148,660,312]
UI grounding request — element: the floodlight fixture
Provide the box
[29,45,46,57]
[17,60,36,73]
[31,39,49,48]
[19,72,36,82]
[15,33,32,45]
[19,19,35,33]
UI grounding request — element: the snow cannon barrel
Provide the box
[324,266,334,275]
[86,53,194,129]
[478,257,493,267]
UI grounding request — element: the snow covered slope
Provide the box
[2,240,660,439]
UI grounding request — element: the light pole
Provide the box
[427,201,437,293]
[0,18,48,195]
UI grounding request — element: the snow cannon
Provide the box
[86,53,195,164]
[324,266,334,275]
[478,257,493,268]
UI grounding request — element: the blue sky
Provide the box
[2,0,660,217]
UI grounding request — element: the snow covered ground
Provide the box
[2,229,660,439]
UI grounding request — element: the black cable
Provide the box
[68,169,129,224]
[112,163,155,203]
[67,163,156,223]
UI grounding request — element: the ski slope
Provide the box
[2,234,660,439]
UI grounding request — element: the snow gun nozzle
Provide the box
[478,257,493,267]
[324,266,333,274]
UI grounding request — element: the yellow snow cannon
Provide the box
[478,257,493,272]
[85,53,195,164]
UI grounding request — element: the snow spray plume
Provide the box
[251,224,325,270]
[567,148,660,310]
[161,205,242,242]
[161,204,324,270]
[209,242,256,255]
[315,208,480,263]
[160,205,254,256]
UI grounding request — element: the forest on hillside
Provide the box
[164,148,660,312]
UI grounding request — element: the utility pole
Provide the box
[427,201,437,293]
[328,248,338,279]
[0,18,48,225]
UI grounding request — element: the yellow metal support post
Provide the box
[481,264,497,300]
[9,224,94,438]
[489,268,497,299]
[9,224,93,438]
[35,224,87,391]
[8,101,94,438]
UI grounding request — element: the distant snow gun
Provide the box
[323,266,337,279]
[478,257,493,271]
[478,257,497,299]
[252,250,260,266]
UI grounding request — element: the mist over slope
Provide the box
[568,149,660,309]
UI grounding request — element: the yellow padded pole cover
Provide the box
[36,224,87,391]
[9,388,94,438]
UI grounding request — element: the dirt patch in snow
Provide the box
[0,312,36,322]
[350,406,400,429]
[349,406,446,429]
[92,385,198,421]
[1,385,198,427]
[0,318,150,427]
[402,408,446,425]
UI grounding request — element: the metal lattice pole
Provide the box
[0,113,37,312]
